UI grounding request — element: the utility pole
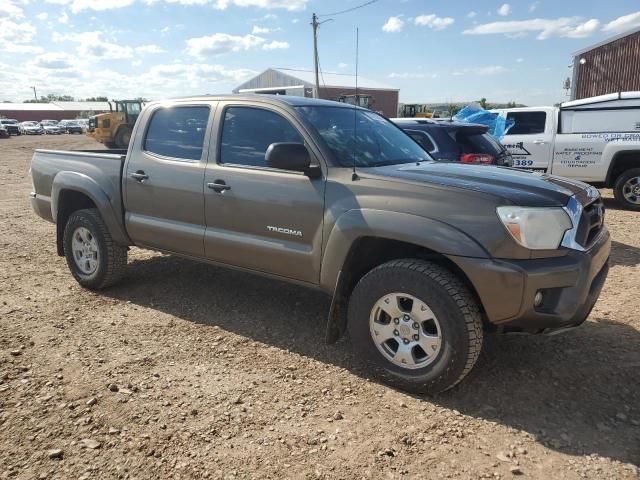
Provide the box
[311,13,320,99]
[31,86,37,101]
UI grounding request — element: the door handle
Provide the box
[533,140,548,145]
[207,180,231,193]
[130,171,149,181]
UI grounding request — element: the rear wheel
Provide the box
[347,259,483,394]
[63,209,127,290]
[613,168,640,211]
[114,127,132,149]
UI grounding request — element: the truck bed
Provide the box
[30,149,126,226]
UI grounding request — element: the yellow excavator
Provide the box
[87,100,143,149]
[399,104,433,118]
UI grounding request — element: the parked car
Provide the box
[392,118,513,166]
[0,119,21,135]
[58,120,84,134]
[30,95,610,394]
[493,92,640,210]
[0,124,9,139]
[75,118,89,132]
[20,121,44,135]
[41,120,62,135]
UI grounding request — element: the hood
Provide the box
[366,162,587,207]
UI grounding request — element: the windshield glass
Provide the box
[297,106,430,167]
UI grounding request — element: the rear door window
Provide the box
[506,111,547,135]
[144,106,210,160]
[456,132,504,156]
[405,130,436,153]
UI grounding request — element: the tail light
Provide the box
[460,153,494,165]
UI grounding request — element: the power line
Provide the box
[318,0,378,18]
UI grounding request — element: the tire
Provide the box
[63,208,127,290]
[114,127,132,149]
[613,168,640,211]
[347,259,483,394]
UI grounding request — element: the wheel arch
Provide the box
[322,210,489,343]
[605,149,640,187]
[52,172,129,256]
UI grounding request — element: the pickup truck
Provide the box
[30,95,611,394]
[493,92,640,210]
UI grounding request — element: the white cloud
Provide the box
[382,16,404,33]
[452,65,509,76]
[516,57,524,63]
[467,11,477,19]
[262,40,288,50]
[338,62,348,68]
[251,25,274,34]
[0,18,36,43]
[497,4,511,17]
[414,14,454,30]
[135,44,165,54]
[0,0,23,18]
[58,11,69,24]
[529,1,540,12]
[185,32,287,57]
[464,17,601,39]
[36,12,49,20]
[71,0,135,13]
[53,31,135,59]
[602,11,640,33]
[32,52,77,70]
[388,72,437,79]
[214,0,306,11]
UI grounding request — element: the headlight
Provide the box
[497,206,573,250]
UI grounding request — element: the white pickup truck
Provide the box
[493,92,640,210]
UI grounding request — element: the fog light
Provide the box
[534,291,543,307]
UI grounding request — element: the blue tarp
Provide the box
[453,104,514,140]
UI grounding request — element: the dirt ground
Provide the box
[0,134,638,480]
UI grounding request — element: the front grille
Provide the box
[575,197,605,248]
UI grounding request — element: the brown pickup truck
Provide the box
[30,95,610,393]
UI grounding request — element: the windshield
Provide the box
[297,106,430,167]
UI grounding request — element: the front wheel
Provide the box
[613,168,640,211]
[63,208,127,289]
[347,259,483,394]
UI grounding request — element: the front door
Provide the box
[204,104,325,284]
[123,103,214,257]
[500,110,554,171]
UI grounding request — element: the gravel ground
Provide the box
[0,134,638,480]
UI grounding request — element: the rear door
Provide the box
[123,102,215,257]
[203,102,325,284]
[500,109,554,171]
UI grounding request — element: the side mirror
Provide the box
[265,143,318,176]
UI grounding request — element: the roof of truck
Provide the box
[163,94,361,109]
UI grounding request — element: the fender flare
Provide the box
[320,209,489,343]
[320,208,488,292]
[603,144,640,186]
[51,171,130,247]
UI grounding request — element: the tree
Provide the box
[478,97,488,109]
[84,96,109,102]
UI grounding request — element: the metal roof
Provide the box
[0,101,110,112]
[234,68,398,92]
[53,101,111,111]
[573,25,640,56]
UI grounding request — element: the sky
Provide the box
[1,0,639,106]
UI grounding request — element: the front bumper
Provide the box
[451,228,610,333]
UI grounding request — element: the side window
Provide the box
[406,130,436,152]
[220,107,303,167]
[144,106,210,160]
[506,111,547,135]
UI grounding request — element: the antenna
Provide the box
[352,28,359,181]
